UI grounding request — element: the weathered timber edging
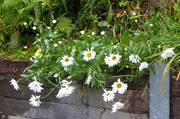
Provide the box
[0,60,179,119]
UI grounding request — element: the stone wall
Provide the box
[0,60,179,119]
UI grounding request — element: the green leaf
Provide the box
[107,5,113,23]
[120,31,129,45]
[97,21,108,27]
[101,0,107,5]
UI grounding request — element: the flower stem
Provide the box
[41,87,57,99]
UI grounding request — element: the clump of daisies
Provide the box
[102,78,128,113]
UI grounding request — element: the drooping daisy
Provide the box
[111,102,124,113]
[109,53,122,66]
[9,78,20,90]
[161,48,175,59]
[102,90,115,102]
[112,79,128,94]
[61,80,74,93]
[28,77,43,93]
[60,55,74,67]
[139,62,149,71]
[56,88,71,98]
[29,95,41,107]
[129,54,141,63]
[86,74,92,85]
[83,49,96,61]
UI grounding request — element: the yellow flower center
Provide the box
[67,84,70,87]
[35,84,38,87]
[112,56,117,60]
[87,53,92,58]
[65,58,69,62]
[117,84,122,88]
[106,93,110,96]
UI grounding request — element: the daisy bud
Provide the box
[52,20,56,24]
[80,30,85,35]
[23,22,27,26]
[58,41,62,44]
[24,46,28,49]
[68,76,71,79]
[92,32,95,35]
[54,44,58,47]
[101,31,105,35]
[32,26,36,30]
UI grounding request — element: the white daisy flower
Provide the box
[124,11,126,13]
[104,54,122,67]
[49,34,52,37]
[29,95,41,107]
[56,88,71,98]
[150,24,153,26]
[135,19,138,22]
[54,44,58,47]
[52,20,56,23]
[92,32,95,35]
[104,56,113,67]
[139,62,149,71]
[32,26,36,30]
[47,26,50,29]
[60,55,74,67]
[61,80,74,94]
[28,77,43,93]
[112,79,128,94]
[101,31,105,35]
[110,53,122,66]
[111,102,124,113]
[23,22,27,25]
[37,33,39,36]
[83,49,96,61]
[158,45,161,48]
[102,90,115,102]
[129,54,141,63]
[86,74,92,85]
[161,48,175,59]
[54,31,57,34]
[80,30,85,35]
[9,78,20,90]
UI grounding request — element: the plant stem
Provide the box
[41,86,57,99]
